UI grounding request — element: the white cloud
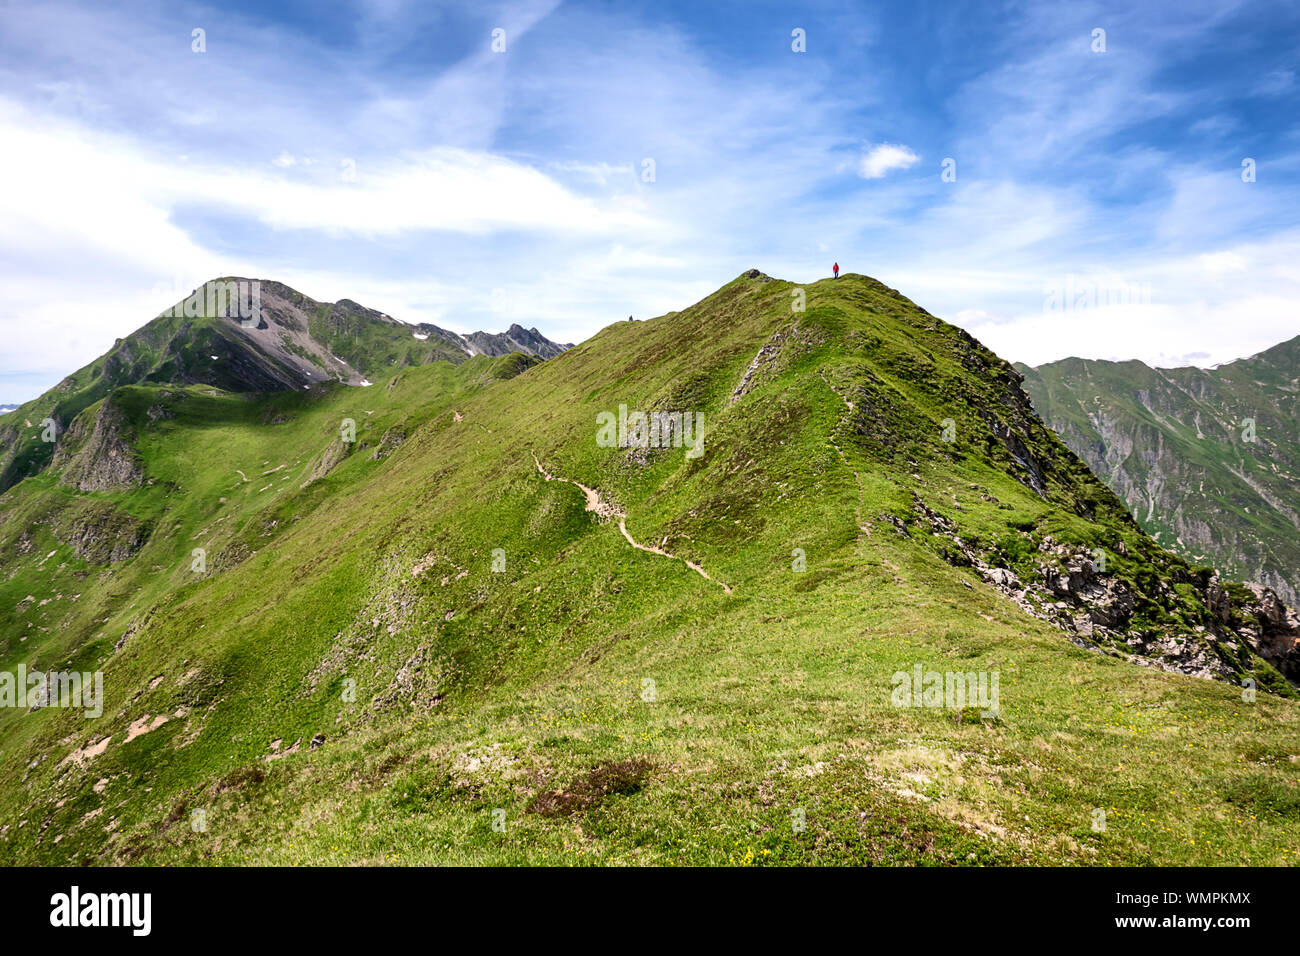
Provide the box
[968,294,1300,370]
[548,161,636,186]
[929,231,1300,368]
[0,96,663,396]
[1198,251,1248,275]
[0,98,659,243]
[857,143,919,179]
[1,0,1299,405]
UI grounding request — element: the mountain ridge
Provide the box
[1,270,1297,866]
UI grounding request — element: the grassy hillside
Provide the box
[1019,338,1300,605]
[1,273,1297,866]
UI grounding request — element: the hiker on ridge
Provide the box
[832,262,840,279]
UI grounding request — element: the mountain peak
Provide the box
[4,267,1298,870]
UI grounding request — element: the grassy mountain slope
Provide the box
[1,273,1297,866]
[1018,338,1300,605]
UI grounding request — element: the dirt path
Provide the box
[532,454,732,594]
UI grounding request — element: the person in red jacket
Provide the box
[832,262,840,279]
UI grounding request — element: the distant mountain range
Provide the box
[1018,336,1300,605]
[0,278,569,492]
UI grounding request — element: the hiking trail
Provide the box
[532,453,733,594]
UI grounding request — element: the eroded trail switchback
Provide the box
[532,453,733,594]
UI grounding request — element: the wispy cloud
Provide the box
[0,0,1298,401]
[858,144,920,179]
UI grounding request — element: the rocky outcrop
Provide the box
[300,436,353,487]
[446,324,571,360]
[987,418,1047,496]
[732,329,791,404]
[370,426,406,461]
[53,500,151,564]
[53,399,143,492]
[906,492,1296,690]
[1042,554,1137,629]
[1236,584,1300,683]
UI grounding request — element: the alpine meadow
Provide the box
[2,272,1298,869]
[2,0,1299,931]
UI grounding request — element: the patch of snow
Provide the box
[359,379,373,387]
[210,355,219,360]
[413,332,428,340]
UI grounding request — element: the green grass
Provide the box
[0,271,1296,867]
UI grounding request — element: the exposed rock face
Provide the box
[53,399,143,492]
[301,436,353,487]
[1237,584,1300,683]
[0,421,24,490]
[906,492,1297,689]
[370,426,407,461]
[1018,336,1300,606]
[987,418,1048,496]
[419,321,572,360]
[53,500,151,564]
[732,330,791,404]
[1121,631,1236,682]
[1043,555,1136,629]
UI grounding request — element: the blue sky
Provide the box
[1,0,1298,403]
